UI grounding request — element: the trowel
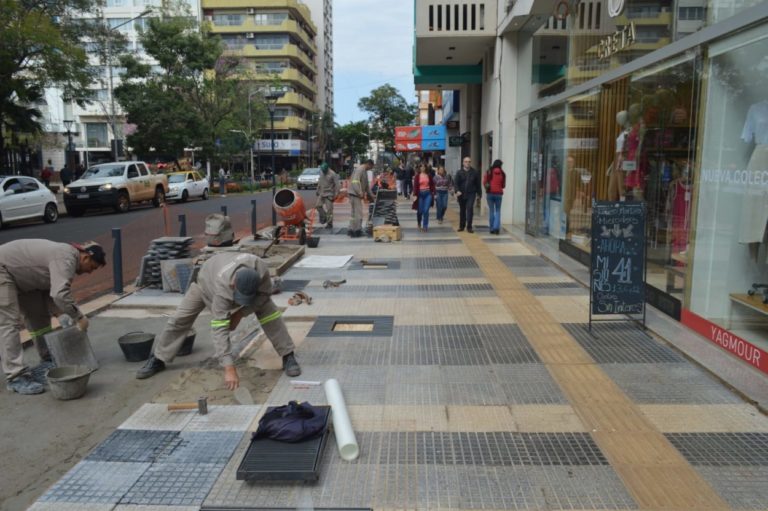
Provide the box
[234,386,254,405]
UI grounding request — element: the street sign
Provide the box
[449,136,463,147]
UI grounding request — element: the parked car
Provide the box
[63,161,168,216]
[296,167,321,189]
[166,171,209,202]
[0,175,59,228]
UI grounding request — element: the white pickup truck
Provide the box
[63,161,168,216]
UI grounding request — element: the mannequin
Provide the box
[608,110,629,201]
[623,103,646,201]
[739,99,768,262]
[666,162,692,255]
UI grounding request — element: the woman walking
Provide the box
[484,159,506,234]
[412,164,436,232]
[434,165,453,224]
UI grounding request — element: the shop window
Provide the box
[689,26,768,350]
[86,123,109,148]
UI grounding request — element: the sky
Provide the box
[332,0,416,125]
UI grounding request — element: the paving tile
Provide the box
[640,404,768,432]
[86,430,180,463]
[28,503,115,511]
[184,405,261,432]
[666,433,768,466]
[38,460,149,504]
[694,466,768,509]
[156,431,244,464]
[493,364,568,404]
[118,403,193,431]
[510,404,588,433]
[115,506,200,511]
[120,462,224,506]
[563,323,687,363]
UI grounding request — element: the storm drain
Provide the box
[349,260,401,270]
[563,323,686,364]
[236,406,331,481]
[307,316,395,337]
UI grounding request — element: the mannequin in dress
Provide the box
[608,110,629,201]
[623,103,646,201]
[739,99,768,261]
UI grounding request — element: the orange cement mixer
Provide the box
[272,189,316,245]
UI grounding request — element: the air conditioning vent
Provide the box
[247,8,256,14]
[246,32,255,39]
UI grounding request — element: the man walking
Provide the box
[394,160,406,197]
[316,162,339,228]
[0,240,106,394]
[454,156,482,233]
[347,159,374,238]
[137,252,302,388]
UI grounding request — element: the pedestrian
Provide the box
[75,164,85,180]
[316,162,339,228]
[137,252,302,387]
[434,165,453,224]
[394,161,406,197]
[454,156,482,233]
[403,161,414,198]
[218,166,227,197]
[484,159,506,234]
[413,163,436,232]
[0,240,105,395]
[41,160,53,187]
[60,165,72,187]
[347,159,374,238]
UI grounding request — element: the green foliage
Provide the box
[0,0,98,160]
[115,14,267,164]
[334,121,370,158]
[357,84,417,152]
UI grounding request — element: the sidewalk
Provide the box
[27,198,768,510]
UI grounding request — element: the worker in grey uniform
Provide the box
[347,159,374,238]
[315,162,339,228]
[137,252,301,389]
[0,240,106,395]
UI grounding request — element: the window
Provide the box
[134,17,151,31]
[254,12,288,25]
[3,178,22,193]
[679,6,705,20]
[221,36,245,50]
[127,165,139,179]
[20,178,39,193]
[94,89,109,101]
[252,35,289,50]
[212,14,244,26]
[86,123,109,147]
[139,165,148,176]
[108,18,132,33]
[106,0,127,7]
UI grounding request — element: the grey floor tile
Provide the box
[666,433,768,466]
[120,462,224,506]
[695,466,768,509]
[563,323,687,363]
[156,431,244,464]
[39,461,150,504]
[86,430,180,463]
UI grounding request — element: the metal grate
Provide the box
[307,316,394,338]
[236,406,331,481]
[499,255,550,267]
[120,462,225,506]
[563,323,686,363]
[666,433,768,466]
[525,281,582,289]
[414,256,478,269]
[348,259,401,270]
[86,429,180,463]
[276,279,310,292]
[202,508,372,511]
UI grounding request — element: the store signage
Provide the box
[446,120,459,130]
[394,125,446,152]
[394,126,421,141]
[421,125,446,140]
[589,201,646,317]
[256,139,306,151]
[449,136,464,147]
[395,141,421,151]
[597,22,636,60]
[682,309,767,373]
[422,139,446,150]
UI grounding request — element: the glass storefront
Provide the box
[689,24,768,351]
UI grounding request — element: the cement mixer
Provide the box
[272,189,317,246]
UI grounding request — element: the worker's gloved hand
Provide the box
[224,365,240,390]
[76,316,89,332]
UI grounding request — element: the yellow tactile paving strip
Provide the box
[448,211,730,510]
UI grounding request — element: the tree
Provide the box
[357,84,417,152]
[0,0,97,167]
[334,121,370,161]
[115,15,267,166]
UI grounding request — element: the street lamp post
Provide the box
[265,88,285,225]
[105,8,152,162]
[63,119,75,172]
[247,90,259,184]
[308,122,313,167]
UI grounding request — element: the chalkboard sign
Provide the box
[589,201,646,320]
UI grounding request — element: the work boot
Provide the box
[136,355,166,380]
[326,222,333,229]
[282,353,301,377]
[29,360,56,385]
[7,373,45,395]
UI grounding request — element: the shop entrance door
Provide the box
[525,111,546,236]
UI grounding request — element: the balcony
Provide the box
[272,115,307,131]
[201,0,316,35]
[279,92,315,112]
[209,18,316,52]
[229,43,316,74]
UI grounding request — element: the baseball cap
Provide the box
[233,268,260,306]
[82,241,106,267]
[320,162,329,171]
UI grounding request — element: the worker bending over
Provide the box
[137,252,301,389]
[0,239,106,395]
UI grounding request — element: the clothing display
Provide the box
[741,100,768,145]
[623,122,648,189]
[739,100,768,253]
[669,179,692,254]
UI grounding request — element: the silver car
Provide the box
[0,176,59,228]
[296,167,321,189]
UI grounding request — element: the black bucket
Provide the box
[177,329,196,357]
[118,332,155,362]
[307,236,320,248]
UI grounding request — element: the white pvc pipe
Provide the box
[323,378,359,461]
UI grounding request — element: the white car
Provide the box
[297,167,321,189]
[0,175,59,228]
[166,171,209,202]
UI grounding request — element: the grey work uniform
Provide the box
[153,252,294,366]
[316,169,340,224]
[347,165,371,232]
[0,240,82,379]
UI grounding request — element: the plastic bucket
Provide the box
[47,365,92,400]
[307,236,320,248]
[273,189,306,226]
[177,329,196,357]
[118,332,155,362]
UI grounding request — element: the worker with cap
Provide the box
[137,252,301,389]
[315,162,339,228]
[347,159,374,238]
[0,239,106,395]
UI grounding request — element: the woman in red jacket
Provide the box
[412,164,436,232]
[483,160,506,234]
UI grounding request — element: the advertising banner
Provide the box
[421,125,446,140]
[395,140,422,152]
[394,126,422,141]
[422,139,446,150]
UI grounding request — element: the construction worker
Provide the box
[315,162,339,228]
[137,252,301,389]
[347,159,374,238]
[0,240,106,395]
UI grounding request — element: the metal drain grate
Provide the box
[563,323,686,363]
[202,508,372,511]
[348,259,401,270]
[86,429,180,463]
[307,316,394,337]
[276,280,310,292]
[236,406,331,481]
[413,256,479,269]
[666,433,768,466]
[525,281,582,289]
[499,255,550,267]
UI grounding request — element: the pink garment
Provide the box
[419,173,430,190]
[671,180,691,254]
